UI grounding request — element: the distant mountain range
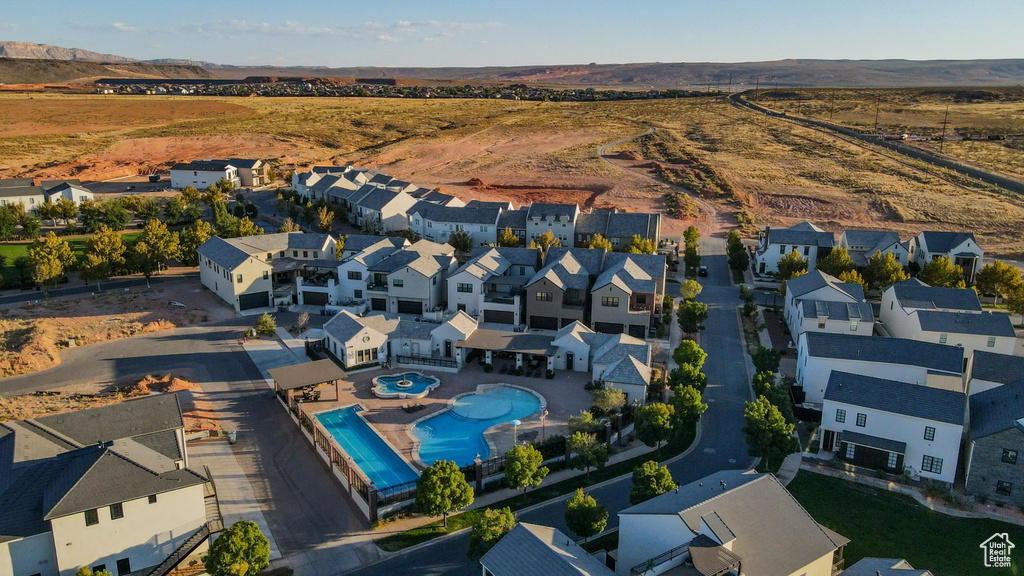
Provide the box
[2,40,1024,88]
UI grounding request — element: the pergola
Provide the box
[268,359,346,409]
[456,329,557,370]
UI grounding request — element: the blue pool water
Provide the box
[315,406,418,489]
[374,372,440,396]
[414,385,543,467]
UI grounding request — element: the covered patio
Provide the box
[268,359,346,410]
[457,329,557,373]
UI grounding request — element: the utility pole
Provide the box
[874,95,881,134]
[939,104,950,153]
[754,76,760,101]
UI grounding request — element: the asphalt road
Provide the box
[343,237,754,576]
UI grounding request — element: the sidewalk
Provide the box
[242,336,304,382]
[189,438,284,560]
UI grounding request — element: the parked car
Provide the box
[698,265,709,277]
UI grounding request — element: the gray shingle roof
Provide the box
[891,280,982,311]
[547,247,607,277]
[842,230,902,251]
[356,188,401,211]
[824,371,966,425]
[604,252,666,284]
[498,208,529,230]
[480,523,614,576]
[228,158,262,169]
[0,185,45,199]
[607,212,657,239]
[323,310,373,343]
[593,257,656,294]
[602,356,651,387]
[970,381,1024,439]
[527,203,578,221]
[342,235,407,253]
[575,210,612,235]
[765,222,835,248]
[786,269,861,301]
[0,178,34,188]
[171,160,235,172]
[842,558,931,576]
[465,200,514,210]
[971,351,1024,385]
[197,235,256,270]
[36,394,184,445]
[802,300,873,322]
[919,231,977,254]
[916,310,1015,337]
[802,332,963,374]
[411,200,501,225]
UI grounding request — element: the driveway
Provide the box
[342,236,754,576]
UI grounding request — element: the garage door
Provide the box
[303,292,329,306]
[238,291,270,311]
[628,324,646,338]
[371,298,387,311]
[397,300,423,314]
[594,322,624,334]
[484,310,515,324]
[530,315,558,330]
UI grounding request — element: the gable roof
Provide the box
[915,310,1016,337]
[575,210,612,235]
[593,256,656,294]
[786,269,862,301]
[602,356,651,387]
[527,203,578,221]
[480,523,614,576]
[36,394,185,446]
[891,279,982,312]
[0,177,34,188]
[607,212,660,239]
[842,229,902,251]
[0,185,45,200]
[918,231,978,254]
[971,351,1024,385]
[842,558,932,576]
[498,208,529,230]
[802,299,874,322]
[801,332,963,374]
[970,381,1024,439]
[529,251,591,291]
[342,234,408,254]
[824,371,966,426]
[356,188,403,211]
[171,160,235,172]
[765,222,835,248]
[411,200,501,225]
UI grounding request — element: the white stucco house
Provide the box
[754,221,835,275]
[445,247,540,325]
[364,240,457,316]
[784,269,872,339]
[322,309,477,371]
[839,229,909,267]
[170,160,240,190]
[908,230,984,285]
[0,395,213,576]
[0,178,45,212]
[795,332,964,406]
[408,201,503,247]
[42,181,94,205]
[820,371,965,484]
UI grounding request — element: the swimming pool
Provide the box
[373,372,441,399]
[413,385,544,467]
[315,406,418,489]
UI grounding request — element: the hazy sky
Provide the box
[4,0,1023,67]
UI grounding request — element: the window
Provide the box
[262,271,268,280]
[835,409,846,423]
[457,283,473,293]
[266,252,272,260]
[93,566,106,574]
[519,267,526,275]
[611,237,620,247]
[1002,449,1018,465]
[428,221,433,228]
[116,558,132,576]
[636,295,647,305]
[348,271,362,280]
[85,508,99,526]
[110,502,124,520]
[855,413,867,427]
[803,246,810,256]
[818,317,827,329]
[921,455,943,474]
[924,426,935,441]
[939,333,948,344]
[280,251,285,257]
[292,251,298,257]
[779,245,786,254]
[148,494,158,504]
[988,337,997,348]
[601,297,620,307]
[236,274,243,284]
[850,319,859,331]
[845,443,855,459]
[432,276,437,285]
[997,481,1014,496]
[536,292,552,302]
[392,279,404,287]
[887,452,899,469]
[313,251,318,258]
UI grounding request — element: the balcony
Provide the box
[366,283,388,293]
[631,543,690,576]
[484,292,518,305]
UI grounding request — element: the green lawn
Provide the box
[789,471,1024,575]
[0,231,141,285]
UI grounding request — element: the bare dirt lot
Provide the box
[0,278,231,378]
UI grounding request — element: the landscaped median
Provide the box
[374,423,697,552]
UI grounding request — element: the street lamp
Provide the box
[510,419,522,448]
[540,410,549,441]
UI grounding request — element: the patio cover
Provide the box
[457,329,557,356]
[268,359,347,390]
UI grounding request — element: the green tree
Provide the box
[179,221,215,267]
[448,228,474,255]
[37,200,59,226]
[202,520,270,576]
[0,205,18,239]
[254,312,277,336]
[20,214,41,237]
[668,363,707,392]
[677,299,708,333]
[504,443,549,501]
[13,256,31,285]
[81,226,126,289]
[567,432,609,479]
[1008,286,1024,327]
[672,340,707,369]
[635,402,674,451]
[135,197,161,221]
[865,251,909,289]
[743,396,796,470]
[76,568,114,576]
[56,197,79,228]
[679,279,702,301]
[79,198,105,232]
[163,195,186,223]
[416,459,474,527]
[918,255,966,289]
[564,489,607,545]
[28,232,75,295]
[975,260,1023,305]
[777,249,808,280]
[629,460,676,505]
[752,345,781,374]
[625,235,656,254]
[683,245,701,277]
[727,230,750,273]
[529,229,561,262]
[670,384,707,429]
[213,201,240,237]
[591,386,626,414]
[131,219,180,285]
[838,269,869,296]
[237,217,263,237]
[567,410,603,434]
[752,371,776,396]
[180,185,201,206]
[684,225,700,252]
[585,233,613,251]
[467,507,516,561]
[317,205,335,232]
[103,200,131,231]
[279,217,302,233]
[497,227,520,247]
[816,247,854,276]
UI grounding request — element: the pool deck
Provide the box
[302,362,593,470]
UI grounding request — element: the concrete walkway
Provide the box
[242,336,304,381]
[776,451,802,486]
[189,438,284,560]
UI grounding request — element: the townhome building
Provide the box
[407,201,502,246]
[754,221,835,275]
[908,230,984,285]
[784,269,873,339]
[328,237,407,304]
[820,371,965,484]
[294,166,361,197]
[795,332,964,406]
[197,232,337,311]
[322,309,477,371]
[617,470,848,576]
[839,229,909,267]
[0,395,215,576]
[590,253,667,337]
[364,240,457,315]
[170,160,240,190]
[525,203,580,245]
[525,248,605,330]
[228,158,269,187]
[967,381,1024,507]
[968,350,1024,396]
[881,279,1015,362]
[574,208,662,250]
[42,180,94,205]
[496,208,529,245]
[308,172,362,205]
[0,178,45,212]
[445,247,540,325]
[353,188,418,232]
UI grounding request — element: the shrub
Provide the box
[253,313,277,336]
[545,369,554,379]
[483,363,493,373]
